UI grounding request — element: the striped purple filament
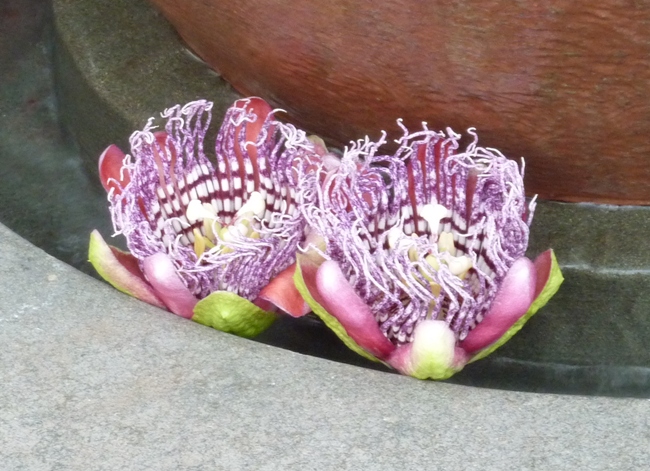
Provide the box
[302,125,534,346]
[108,100,316,301]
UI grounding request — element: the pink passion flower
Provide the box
[89,98,320,337]
[294,125,563,379]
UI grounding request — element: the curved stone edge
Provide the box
[50,0,650,368]
[52,0,240,179]
[1,221,649,469]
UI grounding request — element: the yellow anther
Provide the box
[219,226,234,243]
[307,135,327,151]
[424,283,443,320]
[203,236,215,249]
[193,228,205,257]
[218,227,235,254]
[203,219,222,244]
[425,254,440,271]
[303,231,328,264]
[448,255,473,279]
[426,301,436,319]
[437,231,457,256]
[249,231,261,240]
[425,284,442,319]
[418,255,440,283]
[192,229,217,258]
[407,234,419,262]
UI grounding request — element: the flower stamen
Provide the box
[437,232,456,255]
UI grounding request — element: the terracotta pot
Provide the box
[149,0,650,204]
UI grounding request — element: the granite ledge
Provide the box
[1,222,649,469]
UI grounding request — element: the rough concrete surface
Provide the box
[1,223,650,470]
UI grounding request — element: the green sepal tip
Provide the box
[192,291,276,338]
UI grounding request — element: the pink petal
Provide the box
[460,257,537,354]
[312,260,395,359]
[251,297,276,313]
[257,263,311,317]
[142,253,199,319]
[387,320,469,380]
[88,230,165,309]
[98,144,130,194]
[533,249,554,298]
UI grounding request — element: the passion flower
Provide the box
[89,98,319,337]
[295,125,563,379]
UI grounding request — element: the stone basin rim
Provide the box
[51,0,650,392]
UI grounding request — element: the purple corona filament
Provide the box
[106,99,319,302]
[302,123,535,346]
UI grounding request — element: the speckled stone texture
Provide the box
[52,0,650,377]
[1,221,649,470]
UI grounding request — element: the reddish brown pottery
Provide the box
[149,0,650,204]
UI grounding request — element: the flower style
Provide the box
[294,125,563,379]
[89,98,320,337]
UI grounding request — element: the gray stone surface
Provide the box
[4,4,650,466]
[1,221,650,470]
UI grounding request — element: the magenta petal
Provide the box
[142,253,199,319]
[98,144,129,194]
[314,260,395,359]
[257,263,311,318]
[459,257,537,354]
[533,249,553,298]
